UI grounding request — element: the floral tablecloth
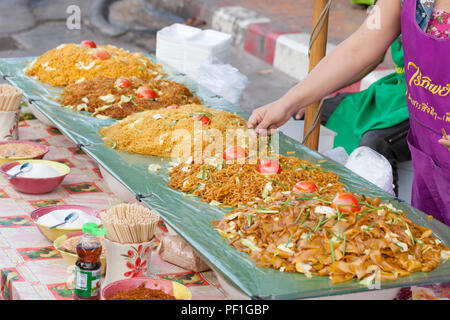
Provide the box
[0,116,448,300]
[0,118,229,300]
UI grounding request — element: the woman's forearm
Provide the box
[280,0,402,112]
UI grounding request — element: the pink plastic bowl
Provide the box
[101,277,192,300]
[0,160,70,194]
[0,140,49,165]
[30,205,101,242]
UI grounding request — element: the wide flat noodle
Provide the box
[212,191,450,285]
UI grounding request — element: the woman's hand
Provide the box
[247,98,300,135]
[438,132,450,153]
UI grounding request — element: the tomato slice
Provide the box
[167,105,180,109]
[114,78,132,89]
[223,146,248,160]
[81,40,97,48]
[331,193,360,212]
[136,87,158,99]
[293,181,317,193]
[92,49,110,60]
[191,114,211,125]
[257,159,281,174]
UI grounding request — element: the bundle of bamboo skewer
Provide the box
[0,84,23,111]
[100,203,160,243]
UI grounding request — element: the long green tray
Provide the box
[1,57,449,299]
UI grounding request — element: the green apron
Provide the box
[325,37,408,154]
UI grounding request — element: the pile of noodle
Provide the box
[99,104,248,159]
[59,76,201,119]
[24,43,165,86]
[169,155,344,208]
[212,192,450,285]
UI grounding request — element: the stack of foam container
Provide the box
[156,23,202,72]
[156,24,231,80]
[183,29,232,79]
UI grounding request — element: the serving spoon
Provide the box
[7,162,32,180]
[48,212,80,229]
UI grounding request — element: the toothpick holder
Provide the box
[103,237,155,286]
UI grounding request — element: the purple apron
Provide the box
[401,0,450,225]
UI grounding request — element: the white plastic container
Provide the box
[156,23,202,71]
[278,119,337,154]
[156,24,232,78]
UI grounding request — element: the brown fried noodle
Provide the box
[212,192,449,284]
[59,76,201,119]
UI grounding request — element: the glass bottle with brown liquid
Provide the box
[74,223,106,300]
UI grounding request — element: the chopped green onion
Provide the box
[208,168,214,183]
[187,184,201,194]
[358,200,382,210]
[296,196,315,201]
[326,229,342,240]
[256,209,279,214]
[247,213,252,227]
[364,222,376,233]
[343,235,347,257]
[299,209,310,226]
[314,216,325,233]
[330,239,335,263]
[404,223,416,245]
[280,199,291,211]
[201,166,206,179]
[285,233,294,247]
[108,138,117,149]
[294,207,305,224]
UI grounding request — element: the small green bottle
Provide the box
[73,223,106,300]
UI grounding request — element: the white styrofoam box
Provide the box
[156,23,202,71]
[274,33,336,81]
[360,69,395,91]
[279,119,337,153]
[185,29,231,54]
[156,23,202,42]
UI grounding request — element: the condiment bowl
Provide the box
[54,231,106,275]
[31,204,101,242]
[0,140,49,165]
[0,159,70,194]
[101,277,192,300]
